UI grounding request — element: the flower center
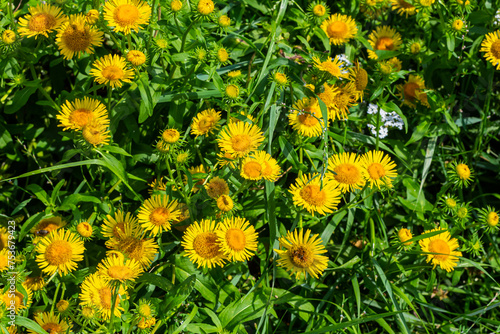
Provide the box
[120,238,146,262]
[82,124,104,145]
[428,239,450,261]
[367,163,386,180]
[102,65,124,80]
[149,207,172,226]
[226,84,239,98]
[198,116,215,133]
[354,69,368,91]
[193,232,220,259]
[69,108,93,127]
[231,134,251,152]
[327,21,348,38]
[334,163,361,184]
[217,195,233,211]
[375,37,395,51]
[225,228,246,251]
[262,161,273,176]
[138,304,152,317]
[491,40,500,59]
[45,240,73,265]
[29,13,57,32]
[452,19,463,31]
[456,164,470,180]
[114,4,140,25]
[445,198,456,208]
[112,222,126,238]
[274,73,287,85]
[313,4,326,16]
[403,82,420,102]
[62,23,91,51]
[98,286,112,309]
[107,265,134,280]
[243,161,262,178]
[299,184,327,207]
[290,245,314,268]
[42,323,63,333]
[297,112,319,127]
[162,129,180,143]
[487,212,499,226]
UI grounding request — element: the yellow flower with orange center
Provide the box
[56,14,103,59]
[104,0,151,34]
[79,272,125,320]
[2,29,16,44]
[127,50,147,66]
[391,0,416,17]
[320,13,358,45]
[1,286,33,312]
[217,122,265,158]
[57,97,109,131]
[289,173,341,216]
[396,74,430,108]
[76,221,93,238]
[367,25,402,60]
[138,195,181,236]
[191,109,222,137]
[181,219,227,268]
[28,311,71,334]
[216,217,258,262]
[90,54,135,88]
[361,150,398,189]
[197,0,215,16]
[419,228,462,272]
[18,4,66,39]
[217,195,234,212]
[327,152,367,193]
[82,119,111,147]
[289,97,325,137]
[205,176,230,199]
[97,255,144,283]
[480,30,500,70]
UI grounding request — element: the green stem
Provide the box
[107,85,113,112]
[108,285,118,332]
[375,104,381,151]
[51,283,61,313]
[127,34,132,50]
[29,64,59,111]
[180,20,196,53]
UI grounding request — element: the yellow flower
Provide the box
[312,56,348,79]
[138,317,157,329]
[347,61,368,101]
[327,152,367,193]
[361,150,398,189]
[396,74,430,108]
[367,25,402,60]
[313,4,327,17]
[478,206,499,233]
[56,14,103,60]
[288,97,324,137]
[171,0,183,12]
[127,50,147,66]
[398,228,413,246]
[216,217,258,262]
[31,216,66,242]
[289,173,341,216]
[104,0,151,34]
[57,97,109,131]
[76,221,93,238]
[320,14,358,45]
[85,9,100,25]
[205,176,229,199]
[185,164,208,192]
[197,0,215,16]
[217,151,238,169]
[161,128,180,143]
[257,150,281,182]
[28,312,71,334]
[274,229,329,279]
[82,119,111,147]
[218,15,231,27]
[273,71,288,86]
[1,286,32,312]
[452,19,464,31]
[35,229,85,276]
[419,228,462,272]
[79,273,125,320]
[90,54,135,88]
[326,82,358,121]
[227,70,241,79]
[18,4,66,39]
[217,122,265,158]
[225,84,240,99]
[56,299,70,313]
[0,249,9,272]
[191,109,222,137]
[216,47,230,63]
[138,195,180,236]
[23,276,46,291]
[102,210,138,239]
[391,0,416,17]
[217,194,234,212]
[181,219,226,268]
[480,31,500,70]
[97,255,144,283]
[2,30,16,44]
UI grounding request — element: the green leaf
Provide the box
[136,272,175,292]
[219,291,267,329]
[25,184,50,207]
[172,305,198,334]
[159,275,195,313]
[15,316,49,334]
[405,121,430,146]
[4,86,37,114]
[278,136,306,172]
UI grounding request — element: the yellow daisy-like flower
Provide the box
[82,119,111,147]
[447,161,474,188]
[181,219,226,268]
[320,14,358,45]
[161,128,181,144]
[85,9,100,25]
[480,30,500,70]
[102,210,138,239]
[478,206,499,233]
[191,109,222,137]
[104,0,151,34]
[35,229,85,276]
[76,221,93,238]
[2,29,16,44]
[273,71,289,87]
[17,4,66,39]
[127,50,147,66]
[327,152,367,193]
[0,249,10,272]
[217,122,265,158]
[367,25,402,60]
[289,173,341,216]
[197,0,215,16]
[1,286,32,312]
[361,150,398,189]
[397,228,413,246]
[28,311,71,334]
[138,195,181,236]
[218,15,231,27]
[90,54,135,88]
[240,154,265,181]
[0,227,7,250]
[327,82,358,121]
[217,151,238,169]
[205,176,229,199]
[23,275,46,292]
[227,70,242,79]
[257,151,281,182]
[97,255,144,283]
[312,56,349,79]
[216,47,230,64]
[216,217,258,262]
[397,74,430,108]
[288,97,324,137]
[31,216,67,242]
[274,229,329,279]
[217,194,234,212]
[138,317,157,329]
[171,0,183,12]
[57,97,109,131]
[225,84,240,99]
[347,61,368,101]
[56,299,70,313]
[79,272,124,320]
[185,164,208,193]
[419,228,462,272]
[391,0,417,17]
[56,14,103,60]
